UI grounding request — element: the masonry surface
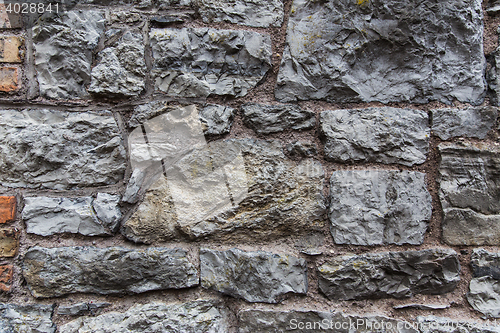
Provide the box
[1,0,500,332]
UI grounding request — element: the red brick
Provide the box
[0,227,19,257]
[0,265,13,292]
[0,196,15,224]
[0,36,23,63]
[0,4,21,29]
[0,67,18,92]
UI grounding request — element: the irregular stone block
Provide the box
[0,304,56,333]
[0,67,18,92]
[59,300,229,333]
[0,227,18,257]
[417,316,500,333]
[57,302,111,316]
[285,141,317,159]
[33,10,105,99]
[199,104,235,135]
[0,109,127,190]
[329,170,431,245]
[0,196,15,224]
[439,142,500,245]
[89,31,146,97]
[276,0,486,105]
[431,107,497,140]
[22,195,121,236]
[318,249,460,300]
[150,28,271,98]
[23,246,199,298]
[197,0,283,28]
[320,108,429,166]
[239,309,417,333]
[200,248,307,303]
[0,265,13,292]
[0,36,23,63]
[123,139,326,243]
[242,103,315,135]
[467,249,500,318]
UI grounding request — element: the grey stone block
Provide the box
[276,0,486,105]
[329,170,431,245]
[0,304,56,333]
[89,31,146,97]
[0,109,127,190]
[199,104,235,135]
[442,208,500,246]
[242,103,315,135]
[33,10,105,99]
[23,246,199,298]
[467,249,500,318]
[150,28,271,98]
[197,0,283,28]
[320,108,429,166]
[200,248,307,303]
[57,302,110,316]
[285,141,317,159]
[431,107,497,140]
[318,249,460,301]
[92,193,122,233]
[59,300,229,333]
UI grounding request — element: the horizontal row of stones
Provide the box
[5,300,500,333]
[28,0,490,106]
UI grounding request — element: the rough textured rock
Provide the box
[0,227,18,257]
[92,193,122,232]
[197,0,283,28]
[320,108,429,166]
[467,249,500,318]
[0,109,127,190]
[285,141,317,159]
[0,303,56,333]
[199,104,235,135]
[329,170,431,245]
[150,28,271,98]
[33,10,105,99]
[416,316,500,333]
[242,103,315,135]
[200,248,307,303]
[89,31,146,97]
[59,300,229,333]
[123,139,326,243]
[57,303,111,316]
[431,107,497,140]
[239,309,417,333]
[23,246,199,298]
[318,249,460,301]
[276,0,486,105]
[487,0,500,15]
[439,142,500,245]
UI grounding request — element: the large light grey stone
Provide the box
[23,246,198,298]
[0,109,127,190]
[276,0,486,105]
[320,108,429,166]
[239,309,418,333]
[467,249,500,318]
[318,249,460,301]
[0,304,56,333]
[150,28,271,98]
[89,31,146,97]
[59,300,229,333]
[329,170,431,245]
[197,0,283,28]
[439,142,500,245]
[431,107,497,140]
[123,139,326,243]
[417,316,500,333]
[200,248,307,303]
[242,103,315,135]
[33,10,105,99]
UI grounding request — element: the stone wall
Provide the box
[1,0,500,331]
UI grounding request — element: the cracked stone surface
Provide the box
[33,10,105,99]
[318,249,460,301]
[59,300,229,333]
[197,0,283,28]
[329,170,431,245]
[23,246,199,298]
[467,249,500,318]
[431,107,497,140]
[200,248,307,303]
[275,0,486,105]
[242,103,315,135]
[89,31,146,97]
[123,139,326,243]
[0,109,127,190]
[439,142,500,245]
[150,28,272,98]
[0,303,56,333]
[320,107,429,166]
